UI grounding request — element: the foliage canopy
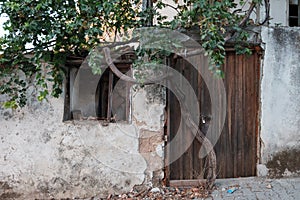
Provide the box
[0,0,263,108]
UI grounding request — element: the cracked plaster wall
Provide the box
[260,27,300,177]
[0,85,165,199]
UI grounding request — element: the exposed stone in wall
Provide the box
[132,85,166,187]
[139,129,165,187]
[259,27,300,177]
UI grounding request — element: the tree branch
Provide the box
[23,40,57,53]
[164,3,180,13]
[225,1,257,42]
[239,2,256,27]
[259,0,270,25]
[103,47,169,84]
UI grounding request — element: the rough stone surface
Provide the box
[260,26,300,177]
[0,86,165,199]
[211,177,300,200]
[134,86,166,187]
[65,177,300,199]
[257,164,269,177]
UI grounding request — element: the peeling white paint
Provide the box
[0,86,165,199]
[259,27,300,175]
[132,89,165,131]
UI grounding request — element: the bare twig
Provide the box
[259,0,270,25]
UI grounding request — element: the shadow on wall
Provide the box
[0,181,22,199]
[266,148,300,178]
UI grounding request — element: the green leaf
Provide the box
[3,100,18,109]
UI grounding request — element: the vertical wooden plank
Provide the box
[164,70,171,185]
[193,54,204,179]
[169,60,178,180]
[192,56,202,179]
[247,52,254,176]
[169,58,184,180]
[236,54,244,178]
[186,62,194,179]
[250,52,256,176]
[253,51,260,175]
[107,71,113,121]
[241,54,246,177]
[181,59,187,179]
[243,54,248,176]
[233,51,239,178]
[164,56,170,185]
[250,52,257,176]
[200,54,212,179]
[178,58,184,180]
[216,63,227,178]
[235,54,241,177]
[225,53,233,178]
[233,52,238,178]
[223,51,229,178]
[226,52,237,177]
[228,52,234,178]
[195,54,204,179]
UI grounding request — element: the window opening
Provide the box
[289,0,300,26]
[96,63,131,122]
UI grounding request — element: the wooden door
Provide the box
[166,49,261,183]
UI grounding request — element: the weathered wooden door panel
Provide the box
[167,49,261,181]
[168,57,205,180]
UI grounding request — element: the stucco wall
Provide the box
[260,26,300,177]
[0,85,165,199]
[268,0,288,26]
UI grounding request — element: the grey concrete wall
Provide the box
[0,85,165,199]
[268,0,288,26]
[260,26,300,177]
